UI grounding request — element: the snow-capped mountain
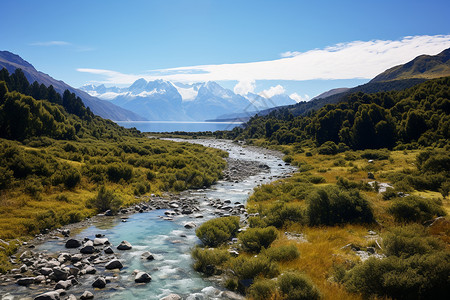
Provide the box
[80,79,297,121]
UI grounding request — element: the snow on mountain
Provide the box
[80,79,298,121]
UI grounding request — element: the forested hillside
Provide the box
[0,71,228,270]
[228,77,449,150]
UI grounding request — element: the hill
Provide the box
[371,47,450,82]
[0,51,146,121]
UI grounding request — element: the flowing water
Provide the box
[2,139,295,299]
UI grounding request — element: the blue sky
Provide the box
[1,0,450,100]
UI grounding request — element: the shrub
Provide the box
[195,216,240,247]
[283,155,293,163]
[360,149,390,160]
[382,187,397,200]
[106,163,133,182]
[146,170,156,180]
[307,186,374,226]
[388,196,446,223]
[134,182,150,195]
[229,255,280,281]
[191,247,230,275]
[318,141,338,155]
[262,202,304,228]
[248,278,277,299]
[278,272,321,300]
[263,244,300,262]
[239,226,278,252]
[62,168,81,189]
[86,186,122,214]
[383,225,445,258]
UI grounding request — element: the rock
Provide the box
[92,276,107,288]
[93,237,109,246]
[34,275,45,283]
[141,251,155,260]
[104,246,114,254]
[53,268,69,281]
[17,277,35,286]
[80,245,95,254]
[80,291,94,300]
[67,295,77,300]
[71,254,83,263]
[40,267,53,276]
[83,240,94,247]
[117,240,132,250]
[55,279,72,290]
[68,266,80,276]
[20,264,28,273]
[105,259,123,270]
[61,229,70,237]
[65,239,81,249]
[159,294,181,300]
[134,271,151,283]
[83,265,96,275]
[104,210,113,216]
[184,222,196,229]
[221,291,246,300]
[95,233,105,238]
[34,291,60,300]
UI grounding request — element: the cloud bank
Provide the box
[77,35,450,85]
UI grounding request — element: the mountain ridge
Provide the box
[0,51,146,121]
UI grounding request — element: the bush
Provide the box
[86,186,122,214]
[191,247,230,275]
[239,226,278,252]
[283,155,293,163]
[360,149,390,160]
[388,196,446,223]
[134,182,150,195]
[383,225,445,258]
[307,186,374,226]
[261,202,304,228]
[196,216,240,247]
[318,141,338,155]
[230,255,279,281]
[106,163,133,182]
[278,272,321,300]
[263,244,300,262]
[247,278,277,299]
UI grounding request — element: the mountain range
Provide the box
[80,79,297,121]
[0,51,145,121]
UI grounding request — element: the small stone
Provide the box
[65,239,81,249]
[134,271,151,283]
[184,222,196,229]
[92,276,106,289]
[17,277,35,286]
[104,246,114,254]
[34,291,60,300]
[53,268,69,281]
[141,251,155,260]
[80,245,96,254]
[117,240,132,250]
[93,237,109,246]
[80,291,94,300]
[105,259,123,270]
[83,265,96,275]
[54,279,72,290]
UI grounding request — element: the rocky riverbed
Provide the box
[0,139,295,300]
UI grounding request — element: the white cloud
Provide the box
[290,93,310,102]
[77,35,450,85]
[234,80,256,95]
[30,41,71,46]
[280,51,301,58]
[259,85,286,98]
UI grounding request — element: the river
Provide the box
[0,139,295,300]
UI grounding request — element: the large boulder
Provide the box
[65,239,81,249]
[92,276,107,289]
[134,271,151,283]
[105,259,123,270]
[117,240,132,250]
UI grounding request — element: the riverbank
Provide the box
[0,139,296,300]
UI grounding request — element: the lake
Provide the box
[115,121,243,133]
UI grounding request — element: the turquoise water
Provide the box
[15,140,295,299]
[115,121,243,133]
